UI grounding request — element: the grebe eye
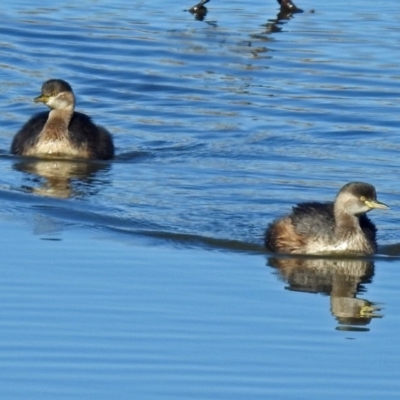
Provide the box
[360,196,366,201]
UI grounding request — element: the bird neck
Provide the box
[42,107,74,138]
[49,106,74,123]
[333,208,374,254]
[334,208,361,236]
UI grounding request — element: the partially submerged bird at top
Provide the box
[276,0,303,13]
[188,0,209,20]
[11,79,114,160]
[265,182,389,256]
[189,0,210,13]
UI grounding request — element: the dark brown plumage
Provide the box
[189,0,209,12]
[265,182,388,255]
[276,0,303,13]
[11,79,114,160]
[188,0,209,20]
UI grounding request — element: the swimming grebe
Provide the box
[188,0,209,20]
[265,182,388,255]
[189,0,209,13]
[11,79,114,160]
[276,0,303,13]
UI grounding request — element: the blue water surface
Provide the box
[0,0,400,399]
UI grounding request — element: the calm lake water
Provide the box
[1,0,400,398]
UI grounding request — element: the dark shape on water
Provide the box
[189,0,209,12]
[11,79,114,160]
[265,182,389,255]
[276,0,303,13]
[263,0,305,34]
[188,0,210,21]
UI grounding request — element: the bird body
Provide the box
[189,0,209,12]
[11,79,114,160]
[276,0,302,13]
[265,182,388,256]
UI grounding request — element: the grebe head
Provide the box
[34,79,75,111]
[335,182,389,216]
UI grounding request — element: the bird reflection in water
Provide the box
[263,0,304,34]
[13,158,110,198]
[247,0,306,57]
[187,0,209,21]
[268,256,383,332]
